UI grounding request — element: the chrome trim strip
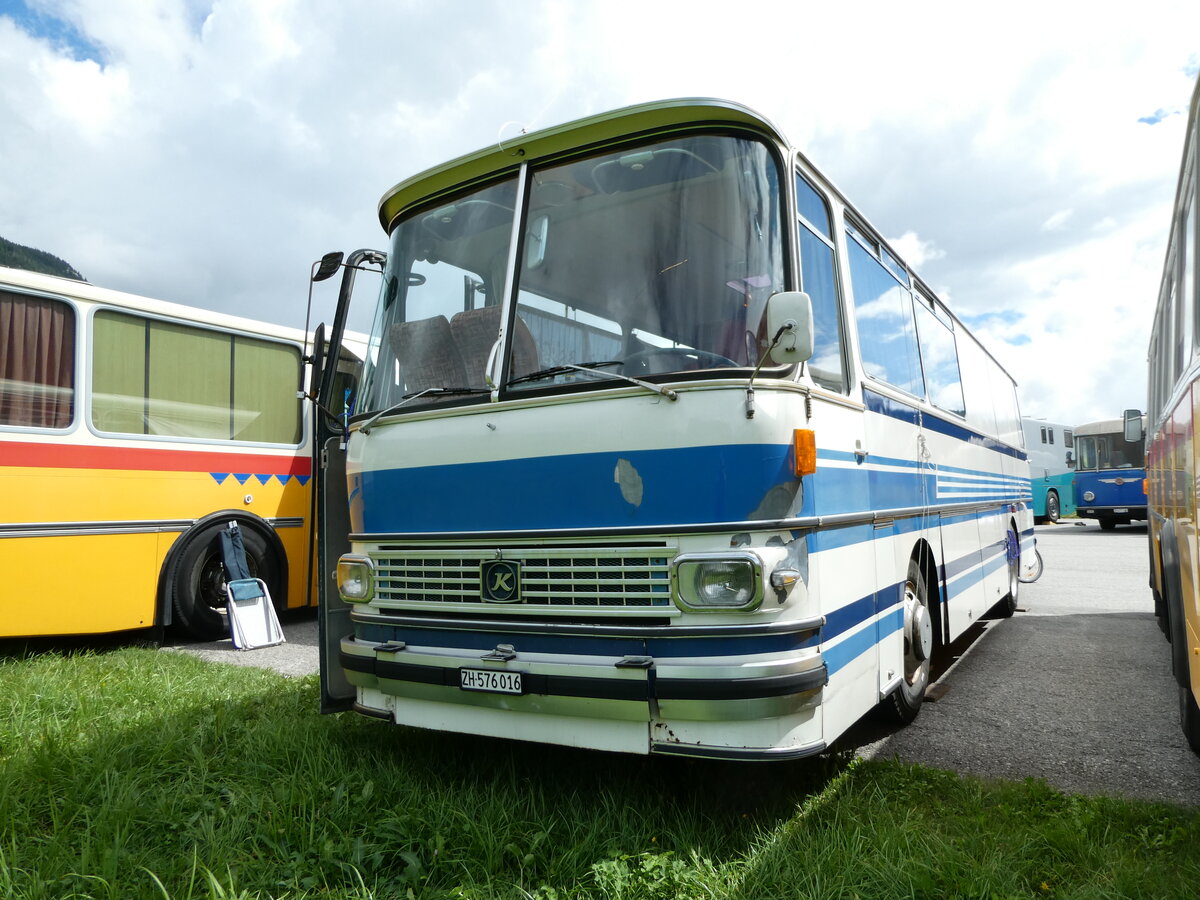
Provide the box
[352,702,393,721]
[349,499,1021,543]
[265,517,305,529]
[0,519,195,539]
[650,739,827,761]
[350,610,825,639]
[1,516,304,539]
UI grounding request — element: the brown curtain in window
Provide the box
[0,290,75,428]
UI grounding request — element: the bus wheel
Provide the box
[169,521,280,641]
[1045,491,1060,523]
[1182,686,1200,755]
[885,560,931,724]
[1099,517,1117,531]
[995,526,1019,618]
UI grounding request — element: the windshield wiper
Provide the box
[359,387,489,434]
[508,361,677,401]
[506,360,623,386]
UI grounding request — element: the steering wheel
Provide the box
[622,347,737,376]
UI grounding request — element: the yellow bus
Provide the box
[1143,73,1200,753]
[1,265,320,640]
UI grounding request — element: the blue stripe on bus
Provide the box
[355,439,1028,534]
[863,388,1027,461]
[356,443,799,533]
[823,604,905,677]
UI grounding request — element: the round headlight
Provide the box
[1083,491,1096,502]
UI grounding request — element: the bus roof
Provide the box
[0,265,308,344]
[376,98,787,232]
[1074,419,1128,436]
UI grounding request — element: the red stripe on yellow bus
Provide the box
[4,441,312,476]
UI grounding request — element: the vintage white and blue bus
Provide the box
[1072,417,1147,530]
[311,99,1036,760]
[1020,417,1076,523]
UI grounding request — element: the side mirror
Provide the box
[1123,408,1144,444]
[766,291,814,366]
[312,251,344,283]
[309,322,327,401]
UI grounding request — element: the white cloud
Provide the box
[1041,210,1074,233]
[0,0,1197,426]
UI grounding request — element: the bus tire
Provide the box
[1099,517,1117,531]
[1181,686,1200,755]
[168,519,283,641]
[1045,491,1060,523]
[995,524,1019,618]
[1167,562,1190,690]
[883,559,931,725]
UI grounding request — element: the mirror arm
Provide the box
[745,323,794,419]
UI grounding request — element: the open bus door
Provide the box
[309,249,386,713]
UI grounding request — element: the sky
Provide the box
[1,0,1198,426]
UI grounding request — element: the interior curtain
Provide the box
[0,291,75,428]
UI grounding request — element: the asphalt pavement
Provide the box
[172,519,1200,805]
[854,520,1200,806]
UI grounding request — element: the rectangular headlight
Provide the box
[337,554,375,602]
[672,553,763,611]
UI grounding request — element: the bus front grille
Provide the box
[371,547,674,608]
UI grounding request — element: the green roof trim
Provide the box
[376,98,787,232]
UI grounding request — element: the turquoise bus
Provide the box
[1020,417,1076,523]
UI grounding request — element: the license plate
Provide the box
[1115,508,1128,513]
[460,668,522,694]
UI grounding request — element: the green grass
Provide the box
[1,646,1198,899]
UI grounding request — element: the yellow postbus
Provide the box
[1,265,320,640]
[1143,73,1200,753]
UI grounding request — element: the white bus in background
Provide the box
[311,98,1037,760]
[1020,417,1076,523]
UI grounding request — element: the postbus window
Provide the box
[847,229,923,397]
[92,310,301,443]
[796,173,845,392]
[0,290,75,429]
[913,295,965,416]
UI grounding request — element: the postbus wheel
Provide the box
[1181,686,1200,755]
[169,520,281,641]
[884,559,931,724]
[1045,491,1060,523]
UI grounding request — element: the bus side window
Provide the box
[0,290,75,429]
[795,173,846,392]
[846,222,924,398]
[913,292,965,416]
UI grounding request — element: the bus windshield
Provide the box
[358,133,786,413]
[1076,431,1145,470]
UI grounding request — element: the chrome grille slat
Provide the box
[372,546,673,608]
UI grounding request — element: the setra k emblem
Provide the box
[481,559,521,603]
